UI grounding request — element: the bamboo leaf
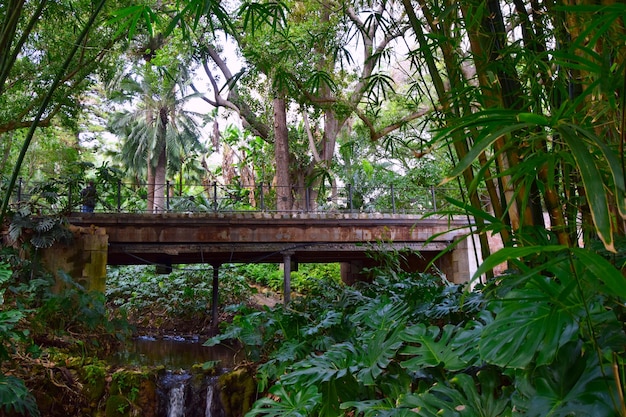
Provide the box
[570,247,626,299]
[558,124,614,251]
[562,123,626,219]
[471,246,567,282]
[443,120,529,183]
[108,5,157,39]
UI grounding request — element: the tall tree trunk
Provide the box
[153,107,168,213]
[406,0,494,274]
[153,146,167,213]
[147,159,155,212]
[273,93,292,212]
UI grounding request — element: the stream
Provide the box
[111,336,243,417]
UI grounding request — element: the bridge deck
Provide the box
[68,212,468,266]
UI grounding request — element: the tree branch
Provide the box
[356,107,432,141]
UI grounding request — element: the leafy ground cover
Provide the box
[1,241,625,416]
[207,248,626,417]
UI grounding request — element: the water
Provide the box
[168,383,186,417]
[112,336,235,417]
[111,335,238,369]
[158,371,222,417]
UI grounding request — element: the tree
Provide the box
[0,0,122,223]
[108,51,205,212]
[393,0,625,256]
[191,0,435,210]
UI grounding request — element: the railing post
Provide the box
[68,182,73,212]
[348,184,353,212]
[117,180,121,212]
[166,180,170,211]
[17,177,22,202]
[213,182,218,211]
[391,184,396,214]
[431,186,437,211]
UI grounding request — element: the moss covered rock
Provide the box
[218,368,256,417]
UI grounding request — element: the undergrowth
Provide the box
[206,248,626,417]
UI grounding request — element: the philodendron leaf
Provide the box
[247,383,321,417]
[479,288,578,369]
[400,324,468,371]
[356,327,404,385]
[399,370,513,417]
[517,341,618,417]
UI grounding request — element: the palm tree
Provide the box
[108,62,205,212]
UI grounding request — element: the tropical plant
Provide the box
[107,46,206,213]
[106,264,253,329]
[0,261,40,416]
[0,0,122,224]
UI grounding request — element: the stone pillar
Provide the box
[340,260,365,285]
[282,252,293,305]
[445,237,471,284]
[42,225,108,292]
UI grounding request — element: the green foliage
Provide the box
[230,263,341,294]
[0,262,40,416]
[7,206,73,249]
[0,374,40,417]
[0,261,32,360]
[35,272,131,345]
[210,246,626,417]
[106,264,253,327]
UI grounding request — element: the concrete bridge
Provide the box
[50,211,472,279]
[42,211,473,324]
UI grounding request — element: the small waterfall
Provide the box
[205,376,225,417]
[205,383,214,417]
[168,383,186,417]
[158,372,224,417]
[158,371,191,417]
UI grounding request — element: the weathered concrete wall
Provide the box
[42,225,108,292]
[340,241,472,284]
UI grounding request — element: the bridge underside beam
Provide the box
[105,242,450,266]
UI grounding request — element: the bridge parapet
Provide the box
[10,179,485,216]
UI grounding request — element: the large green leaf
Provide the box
[247,383,321,417]
[280,342,360,386]
[356,327,404,385]
[514,342,618,417]
[479,287,579,369]
[570,247,626,299]
[562,122,626,221]
[400,324,468,371]
[400,370,513,417]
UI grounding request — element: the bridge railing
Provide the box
[7,178,483,215]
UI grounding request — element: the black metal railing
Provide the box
[7,177,479,215]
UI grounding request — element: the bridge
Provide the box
[22,180,476,321]
[44,210,472,288]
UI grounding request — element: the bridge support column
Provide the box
[282,252,294,306]
[42,226,108,292]
[341,261,366,285]
[211,263,221,330]
[441,238,472,284]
